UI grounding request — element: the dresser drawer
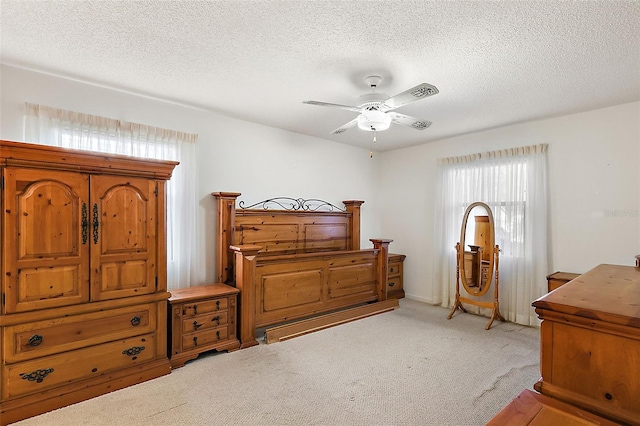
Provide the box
[3,334,155,400]
[181,310,229,334]
[182,327,228,350]
[181,298,228,317]
[3,303,155,363]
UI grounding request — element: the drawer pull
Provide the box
[216,331,221,340]
[122,346,145,357]
[389,282,396,287]
[193,321,202,331]
[130,316,141,326]
[390,267,396,273]
[216,300,220,310]
[20,368,54,383]
[193,305,198,315]
[193,337,198,346]
[28,334,44,347]
[212,315,220,325]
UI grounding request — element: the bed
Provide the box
[213,192,397,347]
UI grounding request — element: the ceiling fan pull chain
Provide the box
[370,130,376,158]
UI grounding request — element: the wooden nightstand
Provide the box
[168,283,240,368]
[388,254,406,299]
[546,271,580,292]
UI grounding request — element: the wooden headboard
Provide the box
[213,192,364,284]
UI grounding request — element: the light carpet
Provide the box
[15,299,540,425]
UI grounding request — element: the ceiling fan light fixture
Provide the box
[357,108,391,131]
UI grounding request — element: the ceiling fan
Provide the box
[303,75,439,135]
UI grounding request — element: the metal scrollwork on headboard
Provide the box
[238,197,346,212]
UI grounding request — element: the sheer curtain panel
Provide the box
[24,102,198,290]
[432,144,549,326]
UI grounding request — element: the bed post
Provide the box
[371,238,393,301]
[230,244,262,349]
[343,200,364,250]
[213,192,241,284]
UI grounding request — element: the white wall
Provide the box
[0,64,383,285]
[3,64,638,299]
[380,101,640,303]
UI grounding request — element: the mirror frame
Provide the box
[459,201,495,296]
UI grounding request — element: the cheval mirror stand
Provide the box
[447,201,505,330]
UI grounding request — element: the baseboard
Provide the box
[404,293,441,305]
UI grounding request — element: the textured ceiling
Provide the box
[2,1,639,152]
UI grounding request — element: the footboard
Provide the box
[232,239,392,347]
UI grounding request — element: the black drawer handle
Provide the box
[212,315,220,325]
[193,305,198,315]
[20,368,54,383]
[193,336,198,346]
[122,346,145,357]
[28,334,43,347]
[389,282,396,287]
[390,267,396,273]
[216,300,220,310]
[193,321,202,331]
[130,316,141,326]
[216,331,221,340]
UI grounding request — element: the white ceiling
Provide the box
[2,1,639,152]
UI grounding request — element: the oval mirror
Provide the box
[459,202,495,296]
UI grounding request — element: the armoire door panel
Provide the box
[2,168,90,313]
[90,176,157,300]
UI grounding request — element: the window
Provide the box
[433,144,548,326]
[24,102,198,290]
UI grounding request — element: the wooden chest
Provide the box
[387,254,406,299]
[532,264,640,425]
[168,283,240,368]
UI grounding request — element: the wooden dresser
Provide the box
[387,254,406,299]
[487,389,619,425]
[168,283,240,368]
[0,140,177,424]
[532,264,640,425]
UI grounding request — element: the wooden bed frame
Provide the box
[213,192,395,348]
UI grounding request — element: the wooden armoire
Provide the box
[0,140,178,424]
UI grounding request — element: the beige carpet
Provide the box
[15,299,540,425]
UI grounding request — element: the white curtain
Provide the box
[24,102,198,290]
[432,144,549,326]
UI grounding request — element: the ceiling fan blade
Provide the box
[330,117,359,135]
[382,83,439,110]
[303,100,362,113]
[387,112,432,130]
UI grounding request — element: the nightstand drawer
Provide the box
[182,327,229,350]
[389,262,401,277]
[181,311,229,334]
[181,298,228,317]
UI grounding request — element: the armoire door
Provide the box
[2,168,90,313]
[90,175,158,300]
